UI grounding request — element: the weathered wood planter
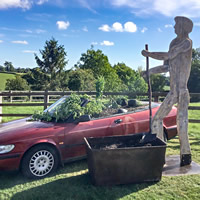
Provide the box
[84,133,166,186]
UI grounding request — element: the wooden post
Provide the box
[28,90,32,102]
[10,90,13,103]
[0,95,2,123]
[154,95,159,102]
[145,44,152,133]
[44,90,49,110]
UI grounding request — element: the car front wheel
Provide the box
[21,145,59,179]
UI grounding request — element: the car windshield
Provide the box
[44,96,68,114]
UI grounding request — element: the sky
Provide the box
[0,0,200,71]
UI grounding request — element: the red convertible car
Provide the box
[0,96,177,179]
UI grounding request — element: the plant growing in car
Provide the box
[31,93,104,122]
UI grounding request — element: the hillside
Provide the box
[0,72,16,91]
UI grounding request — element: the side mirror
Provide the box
[75,114,91,123]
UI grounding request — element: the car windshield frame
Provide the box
[43,96,68,114]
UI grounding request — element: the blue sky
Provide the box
[0,0,200,71]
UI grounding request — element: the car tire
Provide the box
[21,144,59,179]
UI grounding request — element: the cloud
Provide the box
[78,0,97,13]
[26,13,52,22]
[157,28,162,32]
[109,0,200,18]
[82,26,88,32]
[99,24,111,32]
[22,50,37,53]
[0,0,48,10]
[0,40,3,43]
[100,40,114,46]
[56,21,70,30]
[91,42,98,45]
[11,40,28,44]
[165,24,173,28]
[37,0,48,5]
[0,0,31,9]
[99,22,137,33]
[124,22,137,32]
[25,29,46,34]
[25,29,33,33]
[141,27,147,33]
[112,22,123,32]
[35,29,46,34]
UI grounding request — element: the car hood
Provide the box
[0,118,55,144]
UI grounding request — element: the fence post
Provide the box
[28,91,32,102]
[0,95,2,123]
[154,95,159,102]
[10,90,13,103]
[44,90,49,110]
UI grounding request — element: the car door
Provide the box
[61,114,126,161]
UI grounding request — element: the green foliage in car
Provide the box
[96,76,105,99]
[31,93,104,122]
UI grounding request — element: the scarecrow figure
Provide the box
[142,16,193,166]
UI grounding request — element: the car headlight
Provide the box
[0,145,15,154]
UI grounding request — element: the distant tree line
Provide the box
[3,38,148,93]
[2,38,200,96]
[0,61,30,73]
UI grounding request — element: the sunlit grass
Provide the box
[0,72,16,91]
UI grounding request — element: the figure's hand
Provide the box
[141,50,150,57]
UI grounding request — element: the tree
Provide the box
[150,74,166,92]
[127,72,148,93]
[77,48,111,78]
[188,48,200,93]
[113,63,136,85]
[114,63,147,93]
[34,38,68,90]
[4,61,15,72]
[188,61,200,94]
[68,69,95,91]
[5,75,30,90]
[187,48,200,101]
[192,48,200,62]
[104,71,125,92]
[22,68,50,90]
[0,65,5,72]
[77,47,124,91]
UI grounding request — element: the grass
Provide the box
[2,103,44,123]
[0,103,200,199]
[0,72,16,91]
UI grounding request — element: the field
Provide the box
[0,104,200,200]
[0,72,16,91]
[2,103,44,123]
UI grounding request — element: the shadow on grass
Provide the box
[0,170,31,190]
[0,160,157,200]
[0,160,88,190]
[11,173,157,200]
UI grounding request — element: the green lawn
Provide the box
[2,103,44,123]
[0,103,200,199]
[0,72,16,91]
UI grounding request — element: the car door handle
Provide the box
[114,119,122,124]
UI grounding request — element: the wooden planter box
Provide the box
[84,133,166,186]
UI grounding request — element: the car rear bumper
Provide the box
[0,153,21,171]
[166,125,177,140]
